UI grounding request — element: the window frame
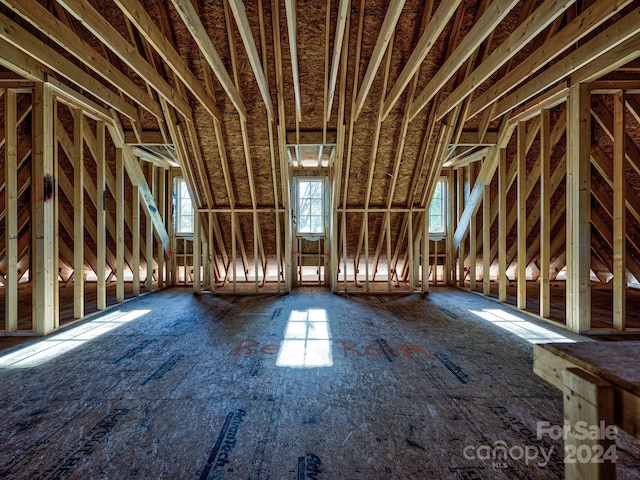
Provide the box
[428,177,448,239]
[294,177,327,237]
[174,177,194,237]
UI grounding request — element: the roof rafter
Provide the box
[381,0,463,120]
[229,0,275,120]
[170,0,247,120]
[112,0,222,121]
[353,0,407,120]
[326,0,349,121]
[436,0,576,121]
[409,0,520,121]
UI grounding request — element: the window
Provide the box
[296,179,325,235]
[174,178,194,235]
[429,178,447,236]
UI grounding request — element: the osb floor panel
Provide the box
[1,288,639,479]
[467,280,640,331]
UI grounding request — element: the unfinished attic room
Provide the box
[4,0,640,477]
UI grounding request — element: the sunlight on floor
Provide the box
[276,309,333,367]
[469,308,576,344]
[0,309,150,368]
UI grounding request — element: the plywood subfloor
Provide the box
[466,280,640,331]
[1,287,639,479]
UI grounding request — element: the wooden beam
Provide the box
[96,122,107,310]
[381,0,462,120]
[0,14,140,120]
[516,122,527,309]
[409,0,520,121]
[467,0,634,119]
[55,0,192,119]
[132,184,140,296]
[353,0,407,120]
[437,0,575,120]
[113,0,221,120]
[107,120,170,249]
[4,88,18,332]
[540,109,551,318]
[326,0,349,121]
[453,145,500,248]
[73,109,84,319]
[493,8,640,120]
[456,131,498,146]
[116,148,125,303]
[282,0,301,122]
[228,0,275,120]
[482,181,491,296]
[613,90,626,330]
[170,0,246,119]
[32,83,56,334]
[146,164,155,291]
[498,148,507,301]
[566,83,590,333]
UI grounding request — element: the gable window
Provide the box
[296,178,325,236]
[429,178,447,237]
[174,178,194,236]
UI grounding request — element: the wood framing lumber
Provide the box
[0,15,139,120]
[614,91,626,329]
[326,0,349,121]
[493,7,640,120]
[409,0,520,121]
[107,119,170,249]
[113,0,221,120]
[381,0,463,120]
[32,83,56,334]
[353,0,407,120]
[467,0,633,119]
[437,0,575,121]
[170,0,246,119]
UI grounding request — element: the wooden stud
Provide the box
[157,169,165,289]
[146,164,155,292]
[96,121,106,310]
[132,184,140,296]
[457,168,465,287]
[613,90,626,330]
[408,210,414,290]
[517,122,527,309]
[483,181,491,296]
[32,82,56,334]
[73,108,84,319]
[193,211,201,294]
[364,210,369,292]
[566,83,591,333]
[5,88,18,332]
[469,163,477,291]
[498,148,507,302]
[422,208,429,293]
[540,109,551,317]
[115,147,125,304]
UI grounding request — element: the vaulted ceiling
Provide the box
[2,0,637,217]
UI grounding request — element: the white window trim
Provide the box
[429,177,447,239]
[174,178,194,237]
[294,177,327,237]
